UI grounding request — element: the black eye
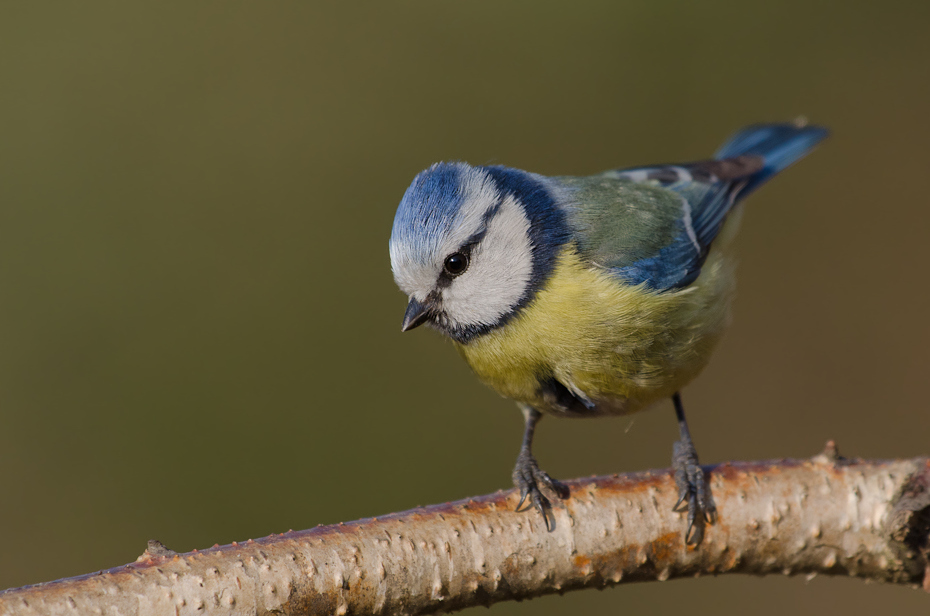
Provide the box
[443,252,469,276]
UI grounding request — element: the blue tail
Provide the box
[714,123,829,197]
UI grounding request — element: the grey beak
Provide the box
[401,297,432,332]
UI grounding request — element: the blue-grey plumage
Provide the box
[390,123,828,537]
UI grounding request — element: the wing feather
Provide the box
[559,124,827,291]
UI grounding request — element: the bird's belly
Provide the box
[458,339,686,418]
[455,248,734,417]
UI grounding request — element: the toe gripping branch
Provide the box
[672,392,717,545]
[513,449,570,532]
[511,396,716,540]
[512,405,570,531]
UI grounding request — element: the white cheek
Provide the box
[441,195,533,328]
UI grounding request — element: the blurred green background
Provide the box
[1,1,928,613]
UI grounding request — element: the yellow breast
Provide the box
[454,246,735,416]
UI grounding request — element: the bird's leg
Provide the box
[512,404,570,531]
[671,392,716,544]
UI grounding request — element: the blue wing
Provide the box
[572,123,828,291]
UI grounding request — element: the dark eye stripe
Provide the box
[433,199,503,289]
[454,200,502,253]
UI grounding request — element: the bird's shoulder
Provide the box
[551,172,685,268]
[549,158,759,291]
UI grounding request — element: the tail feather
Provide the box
[714,122,829,197]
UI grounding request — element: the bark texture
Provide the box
[2,450,929,616]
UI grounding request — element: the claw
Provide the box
[515,488,529,512]
[671,436,716,545]
[512,449,568,531]
[669,393,716,545]
[526,485,557,532]
[539,498,556,532]
[685,516,700,545]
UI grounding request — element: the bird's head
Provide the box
[389,162,568,343]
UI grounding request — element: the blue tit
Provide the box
[389,123,828,540]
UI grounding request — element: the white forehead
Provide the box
[390,167,501,300]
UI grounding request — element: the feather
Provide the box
[562,123,828,291]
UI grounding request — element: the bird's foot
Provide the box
[512,450,569,531]
[672,438,716,545]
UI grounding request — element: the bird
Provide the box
[388,122,828,541]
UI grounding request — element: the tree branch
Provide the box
[3,445,929,615]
